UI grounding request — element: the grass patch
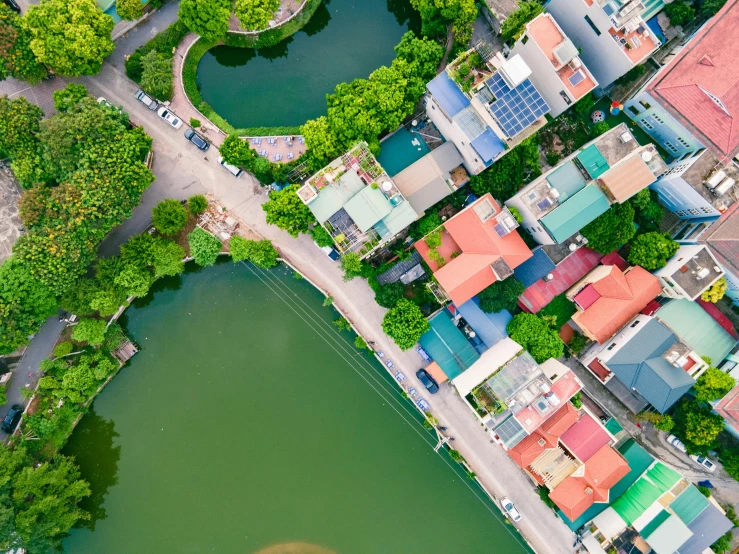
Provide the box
[539,293,576,330]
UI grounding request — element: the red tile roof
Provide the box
[574,284,601,310]
[549,445,630,520]
[508,403,580,468]
[560,413,611,463]
[415,194,533,305]
[646,0,739,159]
[716,384,739,433]
[572,266,661,344]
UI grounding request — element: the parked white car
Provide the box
[500,497,522,522]
[690,454,717,472]
[157,107,182,129]
[666,434,688,454]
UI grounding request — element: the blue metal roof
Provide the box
[455,299,512,348]
[471,128,506,163]
[513,248,556,288]
[427,72,470,118]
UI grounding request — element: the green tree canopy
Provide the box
[234,0,279,30]
[410,0,477,41]
[0,258,58,355]
[25,0,114,76]
[372,280,405,308]
[507,313,564,363]
[120,233,158,269]
[673,400,725,452]
[340,253,364,281]
[229,236,279,268]
[665,0,695,25]
[694,367,736,403]
[187,194,208,216]
[0,4,46,83]
[0,95,42,162]
[52,83,88,112]
[701,277,727,303]
[382,298,430,350]
[477,277,524,313]
[116,0,143,20]
[140,50,173,101]
[300,116,344,165]
[188,227,222,267]
[500,1,544,43]
[179,0,231,41]
[113,264,151,298]
[71,318,107,346]
[152,199,188,236]
[262,184,316,237]
[581,202,636,254]
[469,136,541,201]
[627,232,679,270]
[309,225,334,248]
[151,239,185,278]
[409,212,442,240]
[219,135,274,182]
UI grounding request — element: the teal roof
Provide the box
[671,485,709,525]
[377,200,418,238]
[577,144,610,179]
[418,310,480,380]
[656,299,737,364]
[641,509,671,538]
[344,186,392,232]
[546,162,587,201]
[540,184,610,243]
[377,128,430,177]
[308,170,365,223]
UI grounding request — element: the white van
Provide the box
[218,156,243,178]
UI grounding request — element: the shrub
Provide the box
[124,20,188,83]
[322,296,333,306]
[140,50,173,101]
[382,299,430,350]
[354,336,368,350]
[701,277,728,303]
[187,194,208,216]
[425,230,443,249]
[638,411,675,432]
[570,392,582,409]
[409,212,442,240]
[190,118,201,128]
[568,332,588,355]
[698,485,712,498]
[333,317,351,331]
[116,0,143,20]
[500,1,544,44]
[152,199,188,236]
[53,341,73,358]
[539,293,577,329]
[507,313,564,363]
[340,253,364,281]
[310,225,334,248]
[477,278,524,313]
[712,531,733,553]
[449,449,464,463]
[188,228,222,267]
[71,318,107,346]
[229,237,279,268]
[0,386,6,406]
[694,367,736,403]
[627,232,679,270]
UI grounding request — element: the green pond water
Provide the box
[195,0,421,129]
[61,261,530,553]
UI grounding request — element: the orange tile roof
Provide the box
[572,266,661,344]
[549,445,630,520]
[540,402,580,436]
[508,403,579,468]
[414,194,533,305]
[598,154,658,203]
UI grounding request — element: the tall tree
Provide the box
[694,367,736,403]
[0,95,42,160]
[234,0,279,30]
[0,258,58,355]
[188,228,222,267]
[116,0,143,21]
[477,278,524,313]
[500,1,544,44]
[151,239,185,278]
[140,50,173,101]
[52,83,88,112]
[262,184,316,237]
[300,116,343,164]
[178,0,231,41]
[25,0,115,76]
[0,4,46,83]
[581,202,636,254]
[627,232,679,270]
[507,313,564,363]
[382,298,430,350]
[152,199,188,236]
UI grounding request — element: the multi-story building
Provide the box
[510,14,598,117]
[296,142,419,259]
[696,204,739,305]
[624,0,739,163]
[506,124,667,245]
[653,244,724,301]
[545,0,660,89]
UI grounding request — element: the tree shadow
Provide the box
[258,35,294,60]
[302,2,332,37]
[386,0,422,32]
[210,45,258,68]
[62,405,121,531]
[131,274,183,310]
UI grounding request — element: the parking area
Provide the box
[0,76,67,117]
[0,168,23,263]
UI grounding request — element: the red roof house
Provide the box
[549,445,630,521]
[415,194,533,305]
[508,403,580,468]
[715,384,739,434]
[569,265,662,344]
[560,413,611,463]
[647,0,739,159]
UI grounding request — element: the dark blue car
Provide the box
[416,368,439,394]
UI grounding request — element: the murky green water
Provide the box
[62,261,529,553]
[196,0,421,128]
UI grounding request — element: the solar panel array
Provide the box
[487,73,550,138]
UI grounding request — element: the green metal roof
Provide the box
[540,184,610,243]
[656,299,737,364]
[343,186,392,232]
[605,417,623,435]
[378,200,418,237]
[671,485,709,525]
[646,463,681,493]
[545,162,587,201]
[307,170,366,223]
[418,310,480,380]
[641,509,671,539]
[612,477,661,526]
[577,144,610,179]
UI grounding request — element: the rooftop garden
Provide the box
[449,50,490,94]
[472,383,508,415]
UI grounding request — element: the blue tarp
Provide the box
[471,128,506,163]
[427,73,470,118]
[456,299,512,348]
[646,15,666,44]
[513,248,556,288]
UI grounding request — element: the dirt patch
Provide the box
[254,543,337,554]
[25,394,42,416]
[173,216,199,256]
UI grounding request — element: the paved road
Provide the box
[0,7,579,551]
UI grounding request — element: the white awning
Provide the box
[592,507,628,541]
[452,337,522,397]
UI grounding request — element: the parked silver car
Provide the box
[135,89,159,111]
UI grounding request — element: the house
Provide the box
[415,194,533,306]
[545,0,660,89]
[510,14,598,118]
[425,50,550,175]
[697,204,739,305]
[580,315,708,413]
[418,308,481,380]
[653,244,724,301]
[583,465,733,554]
[453,339,582,448]
[565,265,662,344]
[391,142,469,214]
[715,384,739,439]
[506,124,667,246]
[624,0,739,162]
[296,142,419,259]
